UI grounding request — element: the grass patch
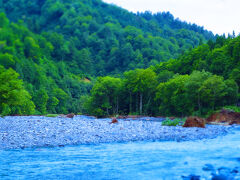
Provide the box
[162,117,186,126]
[45,114,59,118]
[222,106,240,113]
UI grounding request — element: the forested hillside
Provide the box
[1,0,214,76]
[85,36,239,117]
[0,0,216,115]
[0,13,91,115]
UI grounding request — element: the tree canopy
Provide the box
[1,0,214,75]
[0,66,35,115]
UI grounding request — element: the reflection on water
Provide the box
[1,126,240,179]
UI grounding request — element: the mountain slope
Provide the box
[0,13,92,115]
[0,0,222,116]
[1,0,214,75]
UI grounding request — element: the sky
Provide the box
[103,0,239,35]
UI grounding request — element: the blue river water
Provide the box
[1,126,240,180]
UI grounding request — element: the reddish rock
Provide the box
[66,113,75,118]
[183,117,205,128]
[110,117,118,124]
[206,109,240,125]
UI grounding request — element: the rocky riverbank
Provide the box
[0,115,230,149]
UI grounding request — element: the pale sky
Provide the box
[103,0,239,35]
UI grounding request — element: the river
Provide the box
[0,125,240,179]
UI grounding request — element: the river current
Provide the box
[0,126,240,179]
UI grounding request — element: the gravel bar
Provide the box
[0,115,230,149]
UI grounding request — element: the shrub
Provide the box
[162,117,186,126]
[221,106,240,113]
[45,114,59,117]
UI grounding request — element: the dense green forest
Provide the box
[0,13,91,115]
[0,0,215,116]
[0,0,238,117]
[1,0,214,75]
[85,36,240,117]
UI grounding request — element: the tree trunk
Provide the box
[145,96,151,115]
[140,93,143,115]
[129,92,132,114]
[136,94,138,114]
[213,89,216,110]
[116,96,119,114]
[198,93,201,115]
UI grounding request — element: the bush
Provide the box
[162,117,186,126]
[45,114,59,117]
[1,104,11,116]
[221,106,240,113]
[34,110,42,116]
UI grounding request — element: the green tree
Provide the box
[124,68,157,115]
[47,97,59,114]
[223,79,239,105]
[155,74,190,116]
[33,89,49,114]
[53,88,69,114]
[230,68,240,86]
[89,76,122,117]
[199,75,227,111]
[76,48,93,74]
[0,13,9,28]
[0,66,35,115]
[0,53,15,68]
[156,70,174,83]
[184,71,212,115]
[24,36,41,60]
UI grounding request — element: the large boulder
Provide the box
[206,109,240,125]
[110,117,118,124]
[66,113,75,118]
[183,116,205,128]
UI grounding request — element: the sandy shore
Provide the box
[0,116,229,149]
